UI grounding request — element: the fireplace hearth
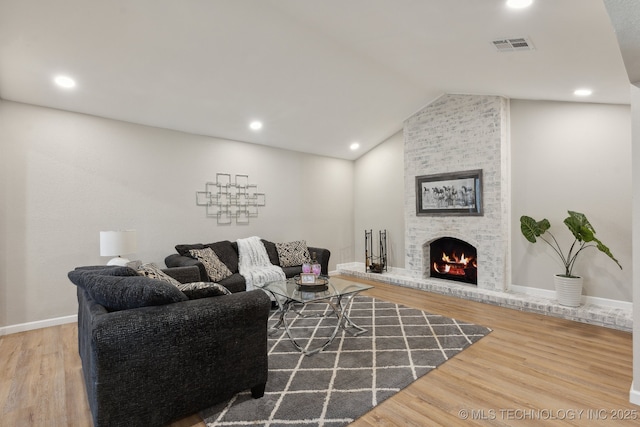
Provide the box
[430,237,477,285]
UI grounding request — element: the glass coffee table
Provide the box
[259,276,373,355]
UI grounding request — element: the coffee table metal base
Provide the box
[270,292,367,356]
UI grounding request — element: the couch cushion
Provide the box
[175,243,207,257]
[281,266,303,278]
[276,240,311,267]
[74,265,139,277]
[189,247,234,282]
[68,270,188,311]
[217,273,246,293]
[261,239,280,266]
[205,240,239,273]
[177,282,231,299]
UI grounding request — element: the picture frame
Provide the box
[415,169,483,216]
[299,273,317,284]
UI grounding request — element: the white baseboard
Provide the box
[0,314,77,336]
[509,284,632,311]
[630,382,640,406]
[336,263,632,311]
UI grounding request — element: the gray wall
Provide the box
[510,100,631,301]
[353,130,405,269]
[0,100,355,328]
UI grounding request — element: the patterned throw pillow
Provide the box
[275,240,311,267]
[177,282,231,299]
[135,262,182,288]
[189,247,233,282]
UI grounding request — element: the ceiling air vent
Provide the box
[491,37,535,52]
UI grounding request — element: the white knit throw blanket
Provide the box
[237,236,285,291]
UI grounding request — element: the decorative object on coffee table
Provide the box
[310,251,321,276]
[294,274,329,292]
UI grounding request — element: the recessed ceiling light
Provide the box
[54,75,76,88]
[249,121,263,130]
[350,142,360,151]
[506,0,533,9]
[574,88,593,97]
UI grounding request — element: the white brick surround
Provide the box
[404,94,510,291]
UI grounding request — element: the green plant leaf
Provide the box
[521,210,622,273]
[520,216,550,243]
[564,210,597,242]
[594,237,623,270]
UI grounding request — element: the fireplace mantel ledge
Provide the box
[334,262,631,332]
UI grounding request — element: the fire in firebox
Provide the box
[433,251,476,276]
[430,237,477,285]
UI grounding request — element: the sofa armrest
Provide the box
[308,247,331,275]
[165,253,208,282]
[85,289,271,426]
[161,265,200,284]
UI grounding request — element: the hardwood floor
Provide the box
[1,276,635,426]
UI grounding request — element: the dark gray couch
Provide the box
[68,265,271,427]
[165,239,331,293]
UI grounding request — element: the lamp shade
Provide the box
[100,230,137,265]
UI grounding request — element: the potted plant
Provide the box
[520,210,622,307]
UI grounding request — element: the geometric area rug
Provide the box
[201,296,491,426]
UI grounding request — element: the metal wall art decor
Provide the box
[196,174,265,224]
[415,169,483,216]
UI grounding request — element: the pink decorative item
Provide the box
[302,262,311,274]
[311,263,321,276]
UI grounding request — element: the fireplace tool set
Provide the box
[365,229,387,273]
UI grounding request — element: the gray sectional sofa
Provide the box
[165,239,331,292]
[68,265,271,427]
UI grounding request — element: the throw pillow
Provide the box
[135,262,182,288]
[276,240,311,267]
[68,270,188,311]
[177,282,231,299]
[189,247,233,282]
[205,240,239,273]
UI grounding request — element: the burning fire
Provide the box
[441,251,470,265]
[433,251,476,275]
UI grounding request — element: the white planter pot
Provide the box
[554,275,583,307]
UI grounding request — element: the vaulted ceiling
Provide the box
[0,0,631,160]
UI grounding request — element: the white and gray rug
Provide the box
[201,296,491,426]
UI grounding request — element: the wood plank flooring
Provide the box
[0,276,635,426]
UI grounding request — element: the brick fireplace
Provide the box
[337,93,631,331]
[404,94,510,292]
